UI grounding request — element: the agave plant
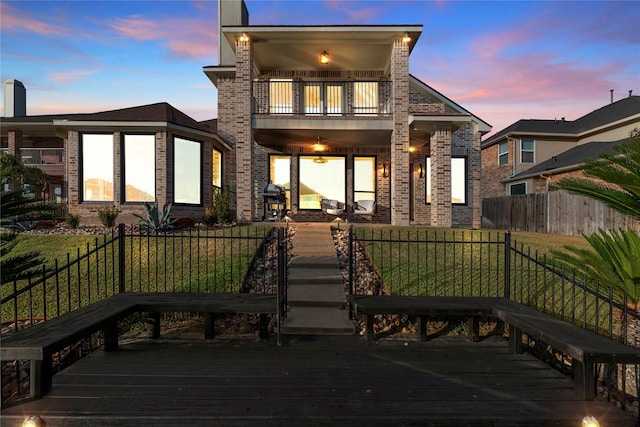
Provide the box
[134,200,177,232]
[551,228,640,304]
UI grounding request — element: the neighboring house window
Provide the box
[124,134,155,202]
[520,139,535,163]
[354,156,376,203]
[269,79,293,114]
[509,182,527,195]
[212,148,222,189]
[498,142,508,166]
[269,154,291,209]
[298,155,345,209]
[353,82,378,114]
[425,156,467,205]
[82,133,113,202]
[174,136,201,205]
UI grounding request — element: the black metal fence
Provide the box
[348,226,640,401]
[1,224,288,404]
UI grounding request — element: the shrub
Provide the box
[98,205,120,228]
[212,186,231,224]
[134,201,176,232]
[65,213,80,229]
[202,207,217,227]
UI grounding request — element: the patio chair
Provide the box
[320,199,345,220]
[353,200,376,222]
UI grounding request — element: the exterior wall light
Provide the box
[418,163,423,178]
[320,51,330,64]
[402,33,411,43]
[382,163,389,178]
[239,33,250,43]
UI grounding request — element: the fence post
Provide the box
[118,223,126,293]
[277,227,286,346]
[504,231,511,299]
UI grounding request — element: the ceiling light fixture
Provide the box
[320,51,330,64]
[311,136,328,152]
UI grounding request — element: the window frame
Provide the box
[509,182,527,195]
[353,156,377,203]
[424,155,468,206]
[498,142,508,166]
[122,133,156,203]
[298,155,346,210]
[173,135,203,206]
[80,133,114,203]
[520,138,535,164]
[269,79,293,114]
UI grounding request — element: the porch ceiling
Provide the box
[222,26,422,71]
[254,128,392,149]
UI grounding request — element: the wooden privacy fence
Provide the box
[483,191,640,236]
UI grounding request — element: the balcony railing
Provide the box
[20,148,65,165]
[253,80,392,116]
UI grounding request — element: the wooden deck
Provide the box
[0,334,634,427]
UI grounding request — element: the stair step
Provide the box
[287,284,347,307]
[290,256,341,269]
[281,306,355,335]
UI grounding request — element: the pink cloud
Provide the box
[50,70,99,84]
[108,14,217,59]
[0,2,67,36]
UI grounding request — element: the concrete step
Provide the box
[289,256,341,269]
[292,247,337,257]
[287,284,347,307]
[288,268,343,285]
[281,306,355,335]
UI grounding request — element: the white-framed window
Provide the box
[269,79,293,114]
[174,136,201,205]
[498,142,508,166]
[212,148,222,189]
[425,156,467,205]
[509,182,527,195]
[520,139,535,163]
[82,133,113,202]
[124,134,155,202]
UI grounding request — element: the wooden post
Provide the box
[468,316,480,342]
[417,315,428,342]
[151,312,161,339]
[365,315,374,341]
[204,313,215,340]
[30,355,52,398]
[103,322,119,351]
[259,313,269,340]
[508,324,523,354]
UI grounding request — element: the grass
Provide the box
[1,226,275,322]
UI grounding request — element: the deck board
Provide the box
[1,335,634,427]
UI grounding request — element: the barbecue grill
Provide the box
[261,183,287,221]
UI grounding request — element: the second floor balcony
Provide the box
[20,148,65,166]
[253,80,392,117]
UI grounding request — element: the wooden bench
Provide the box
[352,295,500,342]
[491,298,640,400]
[353,294,640,400]
[0,292,277,399]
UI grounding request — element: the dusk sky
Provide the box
[1,0,638,138]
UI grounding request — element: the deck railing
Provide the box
[347,226,640,401]
[20,148,64,165]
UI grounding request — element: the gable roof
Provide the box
[505,139,624,182]
[483,96,640,148]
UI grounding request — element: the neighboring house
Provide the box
[482,95,640,198]
[1,79,230,223]
[203,0,491,227]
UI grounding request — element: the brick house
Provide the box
[204,0,491,227]
[1,81,229,223]
[481,95,640,198]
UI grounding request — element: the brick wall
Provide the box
[430,125,452,227]
[390,38,410,226]
[234,37,254,223]
[482,140,513,198]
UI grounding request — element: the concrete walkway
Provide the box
[281,223,355,335]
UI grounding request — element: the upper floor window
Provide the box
[353,82,378,114]
[425,156,467,205]
[269,79,293,114]
[124,134,155,202]
[174,136,201,205]
[82,133,113,202]
[304,83,343,115]
[520,139,535,163]
[498,142,508,166]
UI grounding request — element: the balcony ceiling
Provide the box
[254,128,392,149]
[222,26,422,71]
